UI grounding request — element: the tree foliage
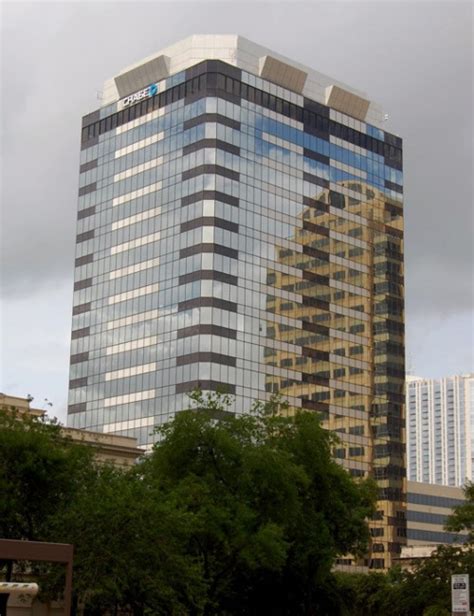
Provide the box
[0,394,377,614]
[335,544,474,616]
[142,391,377,614]
[0,407,94,542]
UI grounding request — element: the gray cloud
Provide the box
[1,1,472,410]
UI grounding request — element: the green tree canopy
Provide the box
[445,481,474,543]
[0,394,378,615]
[142,392,377,614]
[0,407,94,542]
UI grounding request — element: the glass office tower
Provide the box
[68,36,405,567]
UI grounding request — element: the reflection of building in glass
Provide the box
[264,180,405,568]
[407,374,474,487]
[68,36,405,567]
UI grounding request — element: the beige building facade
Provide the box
[406,480,467,546]
[0,392,144,466]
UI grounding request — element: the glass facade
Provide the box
[68,58,405,567]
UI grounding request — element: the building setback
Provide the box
[68,35,405,568]
[407,373,474,487]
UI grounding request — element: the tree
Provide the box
[0,407,202,614]
[445,481,474,543]
[0,406,95,589]
[0,407,94,543]
[52,465,204,616]
[0,394,378,615]
[334,571,391,616]
[143,392,377,615]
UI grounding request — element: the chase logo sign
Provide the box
[122,83,158,107]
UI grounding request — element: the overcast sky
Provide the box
[1,1,472,423]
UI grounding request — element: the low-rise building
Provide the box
[407,480,467,546]
[392,481,468,569]
[0,393,144,466]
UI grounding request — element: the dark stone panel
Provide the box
[175,380,236,395]
[182,138,240,157]
[74,278,93,291]
[385,180,403,194]
[182,164,239,182]
[301,372,330,386]
[72,302,91,316]
[78,206,96,220]
[303,196,329,212]
[179,269,238,286]
[329,120,398,163]
[183,113,240,131]
[75,254,94,267]
[384,132,403,149]
[303,172,330,189]
[302,347,330,361]
[69,377,88,389]
[302,220,330,238]
[180,216,239,234]
[212,60,242,80]
[303,148,330,165]
[303,119,330,141]
[303,197,329,216]
[79,159,98,173]
[68,402,87,414]
[301,295,330,311]
[82,109,100,127]
[183,69,242,106]
[185,59,242,81]
[185,60,209,80]
[329,191,346,209]
[176,352,236,367]
[385,225,403,239]
[71,327,90,339]
[304,97,330,118]
[76,230,95,243]
[177,324,237,339]
[301,321,329,336]
[186,88,241,107]
[384,202,403,217]
[188,61,242,106]
[303,244,329,261]
[181,190,239,208]
[70,352,89,364]
[302,269,330,285]
[78,182,97,197]
[178,297,237,313]
[303,99,330,140]
[179,243,238,260]
[383,143,403,170]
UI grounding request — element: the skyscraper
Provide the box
[68,35,405,567]
[407,374,474,487]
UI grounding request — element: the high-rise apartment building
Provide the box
[407,374,474,487]
[68,35,405,567]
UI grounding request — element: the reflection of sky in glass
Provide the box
[251,115,402,197]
